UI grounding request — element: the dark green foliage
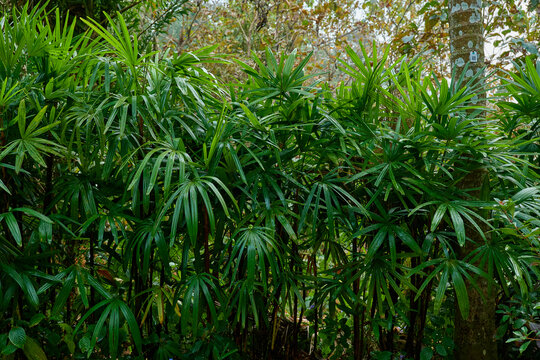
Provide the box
[0,3,538,360]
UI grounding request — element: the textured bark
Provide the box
[454,170,498,360]
[449,0,485,81]
[449,2,498,359]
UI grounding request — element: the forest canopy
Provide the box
[0,1,539,360]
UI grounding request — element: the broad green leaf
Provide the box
[420,347,433,360]
[9,327,26,348]
[22,337,47,360]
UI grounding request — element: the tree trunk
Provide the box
[453,170,498,360]
[352,238,361,360]
[448,1,498,359]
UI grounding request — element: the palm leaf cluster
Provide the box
[0,5,538,360]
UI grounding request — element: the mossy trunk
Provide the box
[449,1,498,359]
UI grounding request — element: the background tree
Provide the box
[448,1,498,359]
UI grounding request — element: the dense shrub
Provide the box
[0,5,538,360]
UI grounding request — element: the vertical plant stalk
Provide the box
[202,205,210,275]
[132,111,146,335]
[289,239,299,356]
[405,255,420,358]
[43,121,57,315]
[0,110,9,213]
[270,221,287,357]
[88,231,97,322]
[359,287,366,359]
[43,154,54,212]
[405,219,436,360]
[289,188,301,358]
[352,237,361,360]
[133,250,144,332]
[270,283,282,357]
[147,251,154,335]
[157,266,166,334]
[201,204,212,321]
[406,240,438,360]
[289,238,299,359]
[312,254,319,355]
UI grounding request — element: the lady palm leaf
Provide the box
[139,284,177,326]
[410,198,492,246]
[338,42,397,119]
[74,298,142,359]
[318,253,415,317]
[0,17,25,78]
[0,208,51,247]
[125,138,192,196]
[420,75,477,121]
[0,262,39,308]
[80,203,133,246]
[0,212,21,246]
[299,172,367,239]
[0,78,20,109]
[469,236,535,297]
[157,174,236,244]
[355,215,421,264]
[81,12,155,79]
[44,266,90,316]
[236,48,316,107]
[413,258,486,318]
[0,102,64,173]
[124,219,169,276]
[179,273,221,337]
[227,278,268,329]
[224,226,282,290]
[51,174,99,218]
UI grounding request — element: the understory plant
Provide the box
[0,4,538,360]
